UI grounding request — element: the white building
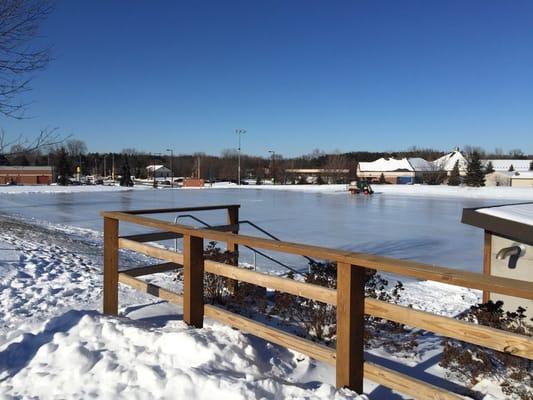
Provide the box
[510,171,533,187]
[357,157,433,184]
[146,165,171,179]
[433,150,468,175]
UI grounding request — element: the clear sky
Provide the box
[2,0,533,156]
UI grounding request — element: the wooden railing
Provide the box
[100,205,533,400]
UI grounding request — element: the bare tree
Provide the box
[65,139,87,156]
[0,0,52,118]
[0,126,65,155]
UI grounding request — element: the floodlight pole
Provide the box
[236,129,246,185]
[166,149,174,187]
[268,150,276,184]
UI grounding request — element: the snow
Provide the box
[0,311,362,400]
[211,182,533,200]
[358,157,414,172]
[433,151,468,171]
[482,159,532,172]
[0,184,143,195]
[0,187,529,398]
[477,202,533,226]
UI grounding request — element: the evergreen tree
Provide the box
[56,148,71,186]
[255,176,262,185]
[119,156,134,187]
[378,173,386,184]
[464,151,485,187]
[485,161,494,174]
[316,175,324,185]
[447,160,461,186]
[508,164,514,172]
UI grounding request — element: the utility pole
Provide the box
[166,149,173,187]
[235,129,246,185]
[268,150,276,184]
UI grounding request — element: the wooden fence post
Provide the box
[483,230,492,303]
[227,206,239,262]
[336,262,365,393]
[103,217,119,315]
[183,234,204,328]
[226,206,240,293]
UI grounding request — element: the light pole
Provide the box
[235,129,246,185]
[166,148,174,187]
[268,150,276,184]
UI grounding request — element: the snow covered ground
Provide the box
[210,182,533,200]
[0,185,529,398]
[0,184,144,195]
[0,213,487,399]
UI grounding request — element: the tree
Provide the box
[530,161,533,171]
[485,161,494,174]
[447,161,461,186]
[508,164,514,172]
[378,173,386,184]
[464,151,485,187]
[119,155,133,187]
[316,175,325,185]
[255,176,262,185]
[55,147,70,185]
[0,0,51,118]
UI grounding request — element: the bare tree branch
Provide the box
[0,126,70,156]
[0,0,52,118]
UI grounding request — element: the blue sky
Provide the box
[2,0,533,156]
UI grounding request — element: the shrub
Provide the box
[440,300,532,399]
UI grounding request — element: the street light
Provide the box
[268,150,276,184]
[152,152,162,187]
[235,129,246,185]
[166,148,174,187]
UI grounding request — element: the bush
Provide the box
[440,301,532,399]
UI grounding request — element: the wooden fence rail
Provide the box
[101,205,533,400]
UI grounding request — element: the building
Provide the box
[510,171,533,187]
[357,157,432,184]
[433,150,468,175]
[146,165,171,179]
[0,166,54,185]
[482,159,532,172]
[485,171,513,187]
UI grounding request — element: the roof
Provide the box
[461,202,533,245]
[145,165,170,171]
[482,159,532,172]
[285,168,350,174]
[358,157,412,172]
[433,151,468,171]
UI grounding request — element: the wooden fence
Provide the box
[100,204,533,400]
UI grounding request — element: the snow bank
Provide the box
[211,183,533,200]
[0,185,143,195]
[0,310,362,400]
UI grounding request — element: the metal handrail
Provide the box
[173,214,307,277]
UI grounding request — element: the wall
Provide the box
[490,235,533,318]
[511,178,533,187]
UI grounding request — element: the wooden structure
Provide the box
[101,204,533,399]
[462,204,533,314]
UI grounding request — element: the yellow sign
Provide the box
[76,166,80,173]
